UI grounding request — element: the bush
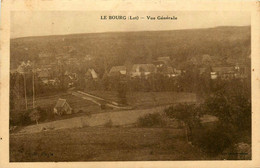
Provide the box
[137,113,165,127]
[18,110,33,126]
[37,106,55,122]
[193,126,233,156]
[164,104,194,120]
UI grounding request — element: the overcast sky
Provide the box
[11,11,250,38]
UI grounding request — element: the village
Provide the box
[9,26,252,161]
[10,49,250,117]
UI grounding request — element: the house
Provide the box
[166,67,174,74]
[53,98,72,115]
[153,60,168,73]
[164,67,175,77]
[153,57,171,68]
[108,66,127,76]
[210,72,218,79]
[17,61,32,74]
[131,64,157,77]
[48,79,59,86]
[153,60,175,76]
[174,69,182,76]
[153,60,165,68]
[211,66,235,80]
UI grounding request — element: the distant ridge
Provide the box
[11,25,250,40]
[10,26,250,70]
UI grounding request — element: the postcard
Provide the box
[1,0,260,168]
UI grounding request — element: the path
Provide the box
[15,106,167,135]
[72,91,132,110]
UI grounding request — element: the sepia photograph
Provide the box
[8,10,252,162]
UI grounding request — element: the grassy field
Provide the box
[10,127,207,161]
[31,93,101,114]
[88,91,197,109]
[10,92,104,126]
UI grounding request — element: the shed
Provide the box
[54,98,72,115]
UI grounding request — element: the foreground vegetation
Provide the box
[10,78,251,160]
[10,127,206,161]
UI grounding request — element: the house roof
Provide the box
[157,57,171,62]
[109,66,126,74]
[86,69,98,79]
[17,61,32,73]
[88,69,98,79]
[54,99,67,108]
[157,57,171,66]
[132,64,157,73]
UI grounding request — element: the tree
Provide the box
[164,104,200,143]
[204,79,251,131]
[29,109,41,125]
[117,78,127,105]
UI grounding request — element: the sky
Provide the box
[11,11,251,39]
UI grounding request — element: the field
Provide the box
[88,91,197,109]
[10,92,106,128]
[10,127,207,161]
[11,91,196,125]
[10,91,205,161]
[28,91,196,112]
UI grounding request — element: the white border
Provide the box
[1,0,259,168]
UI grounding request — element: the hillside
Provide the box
[10,26,251,70]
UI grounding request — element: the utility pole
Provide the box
[32,62,35,109]
[17,73,21,110]
[23,73,28,110]
[104,54,108,75]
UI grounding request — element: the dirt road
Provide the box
[16,106,168,134]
